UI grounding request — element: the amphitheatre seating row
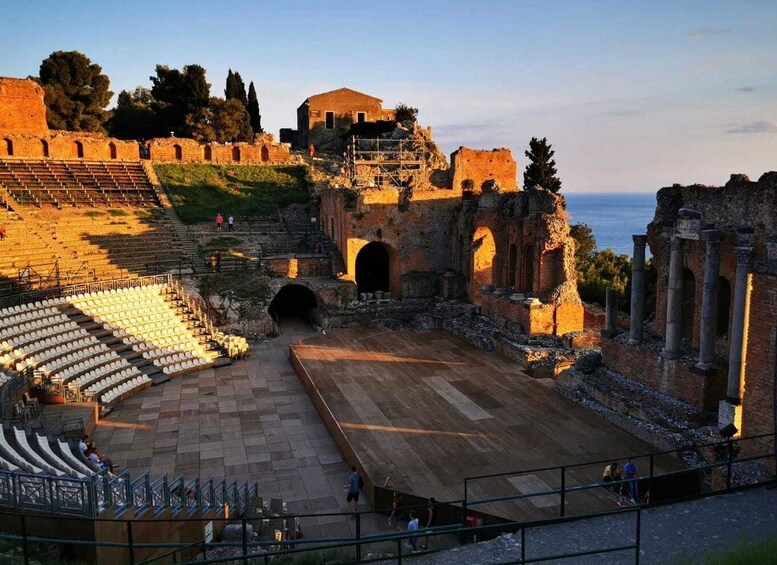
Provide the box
[0,160,159,208]
[0,284,222,408]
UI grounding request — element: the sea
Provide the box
[564,192,656,257]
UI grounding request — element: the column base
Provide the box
[627,336,643,345]
[718,400,743,436]
[691,363,716,376]
[660,349,682,360]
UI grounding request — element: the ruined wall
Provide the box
[147,134,292,164]
[740,268,777,467]
[451,147,518,192]
[300,88,395,149]
[0,78,48,135]
[1,131,139,160]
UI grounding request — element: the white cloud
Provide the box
[725,120,777,134]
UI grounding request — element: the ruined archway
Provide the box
[356,241,395,296]
[717,276,731,338]
[268,284,319,331]
[3,138,13,156]
[109,142,117,159]
[522,244,535,293]
[232,146,241,162]
[471,226,496,304]
[41,139,49,157]
[681,268,696,340]
[74,140,84,158]
[541,247,564,292]
[174,144,182,161]
[261,146,270,162]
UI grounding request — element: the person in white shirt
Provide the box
[78,435,89,454]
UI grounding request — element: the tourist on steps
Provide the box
[389,490,404,530]
[227,215,235,232]
[421,497,436,549]
[344,466,362,518]
[215,213,223,231]
[405,510,419,551]
[623,457,639,504]
[603,462,629,506]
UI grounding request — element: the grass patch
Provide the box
[703,535,777,564]
[205,236,243,251]
[155,164,313,224]
[107,209,128,217]
[82,210,103,218]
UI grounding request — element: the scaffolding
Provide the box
[345,136,425,188]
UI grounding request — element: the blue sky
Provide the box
[1,0,775,191]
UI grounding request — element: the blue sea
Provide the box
[564,192,656,257]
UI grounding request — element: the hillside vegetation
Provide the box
[155,164,313,223]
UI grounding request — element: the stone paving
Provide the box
[93,323,386,539]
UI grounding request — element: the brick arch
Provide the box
[109,142,117,159]
[204,145,212,161]
[2,138,13,156]
[173,144,182,161]
[41,139,49,157]
[74,140,84,158]
[471,225,496,304]
[261,146,269,162]
[232,146,241,162]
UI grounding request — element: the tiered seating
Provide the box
[0,160,159,208]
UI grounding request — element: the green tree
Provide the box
[523,137,562,193]
[225,70,248,108]
[247,81,262,134]
[150,64,211,136]
[108,87,160,139]
[395,103,418,123]
[187,97,252,143]
[38,51,113,132]
[570,223,596,263]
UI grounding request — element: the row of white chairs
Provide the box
[0,296,68,317]
[0,317,75,345]
[0,306,60,329]
[161,359,208,374]
[14,328,89,360]
[67,355,128,387]
[37,339,103,374]
[85,367,142,396]
[101,375,151,404]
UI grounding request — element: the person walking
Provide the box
[405,511,419,551]
[388,491,404,531]
[421,497,436,550]
[343,466,362,517]
[215,213,223,232]
[623,457,639,504]
[227,215,234,232]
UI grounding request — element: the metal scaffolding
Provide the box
[345,136,425,187]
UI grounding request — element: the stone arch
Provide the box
[717,276,731,338]
[173,144,182,161]
[204,145,212,161]
[268,284,319,330]
[522,244,535,293]
[232,146,241,162]
[508,243,518,288]
[681,268,696,340]
[261,146,270,162]
[541,247,564,292]
[109,142,117,159]
[41,139,49,157]
[471,226,496,304]
[74,140,84,158]
[355,241,399,297]
[3,138,13,156]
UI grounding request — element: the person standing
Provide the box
[388,491,404,531]
[227,215,234,232]
[623,457,639,504]
[421,497,436,550]
[405,511,419,551]
[214,251,222,273]
[215,213,223,232]
[343,466,362,517]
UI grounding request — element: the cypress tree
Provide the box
[247,81,262,134]
[225,69,237,100]
[233,72,248,108]
[523,137,562,193]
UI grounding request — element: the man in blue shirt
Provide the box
[623,458,639,504]
[405,510,419,551]
[343,466,362,517]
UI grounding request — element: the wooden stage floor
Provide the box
[290,328,682,521]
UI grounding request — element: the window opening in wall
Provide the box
[204,145,212,161]
[109,142,117,159]
[357,112,366,123]
[174,144,182,161]
[40,139,49,158]
[325,111,335,129]
[75,141,84,158]
[232,146,241,162]
[261,146,270,162]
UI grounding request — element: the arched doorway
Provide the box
[522,244,535,293]
[541,247,563,292]
[261,146,270,162]
[232,146,241,162]
[174,144,182,161]
[268,284,319,332]
[681,268,696,340]
[471,226,496,303]
[109,142,117,159]
[3,138,13,156]
[717,277,731,338]
[41,139,49,157]
[74,140,84,158]
[356,242,392,295]
[204,145,212,161]
[508,243,518,288]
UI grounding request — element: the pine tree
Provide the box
[523,137,562,193]
[247,81,262,134]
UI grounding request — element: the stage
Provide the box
[290,328,683,521]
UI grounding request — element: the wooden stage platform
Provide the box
[290,329,684,522]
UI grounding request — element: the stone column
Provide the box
[603,287,618,337]
[629,235,648,343]
[725,246,754,404]
[662,236,684,358]
[695,231,722,371]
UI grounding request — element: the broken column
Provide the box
[725,246,754,404]
[695,230,722,371]
[629,235,648,343]
[662,236,684,359]
[603,287,619,337]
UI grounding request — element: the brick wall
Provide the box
[451,147,518,192]
[147,136,292,164]
[0,78,48,135]
[740,271,777,468]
